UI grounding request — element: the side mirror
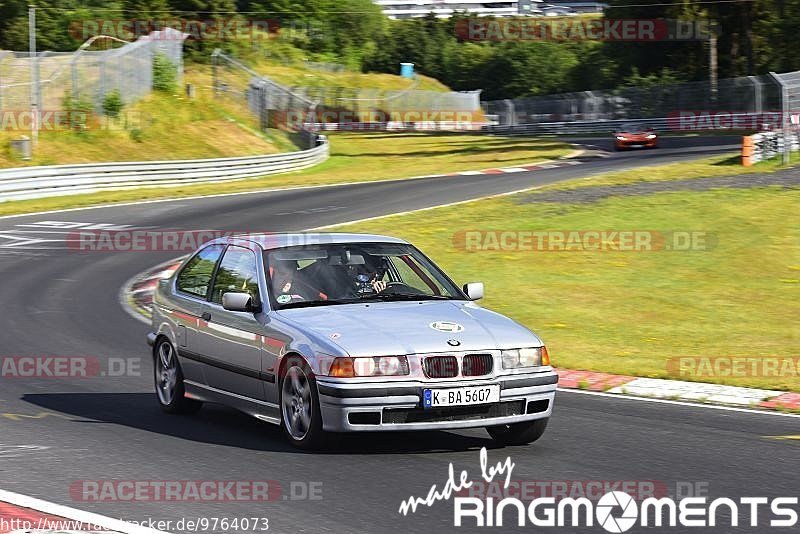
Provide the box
[463,282,484,301]
[222,292,261,313]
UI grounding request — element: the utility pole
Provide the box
[28,4,38,147]
[709,33,718,107]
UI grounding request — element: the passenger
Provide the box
[270,259,325,304]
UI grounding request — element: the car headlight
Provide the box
[615,136,626,140]
[501,347,550,369]
[324,356,410,377]
[646,134,656,139]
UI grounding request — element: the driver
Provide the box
[270,259,325,304]
[349,258,388,295]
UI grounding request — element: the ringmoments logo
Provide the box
[398,448,799,531]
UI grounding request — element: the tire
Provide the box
[487,418,549,446]
[280,357,325,450]
[154,337,202,414]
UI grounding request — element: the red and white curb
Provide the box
[376,148,591,182]
[119,259,185,324]
[555,369,800,411]
[0,489,166,533]
[436,156,586,178]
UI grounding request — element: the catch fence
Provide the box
[0,28,185,115]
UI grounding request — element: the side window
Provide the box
[176,244,224,298]
[211,246,261,305]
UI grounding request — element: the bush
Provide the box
[62,91,94,132]
[153,53,178,93]
[102,90,124,118]
[129,128,144,143]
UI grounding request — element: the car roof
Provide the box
[209,232,409,251]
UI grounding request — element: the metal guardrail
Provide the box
[0,136,329,202]
[486,117,670,135]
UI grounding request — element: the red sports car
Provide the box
[613,124,658,150]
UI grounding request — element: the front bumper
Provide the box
[615,138,657,149]
[317,371,558,432]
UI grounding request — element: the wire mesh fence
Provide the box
[773,70,800,113]
[483,73,787,127]
[212,50,483,137]
[211,49,320,147]
[0,28,185,116]
[766,71,800,163]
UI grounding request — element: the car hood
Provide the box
[275,300,542,356]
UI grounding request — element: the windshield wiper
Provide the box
[279,298,361,309]
[358,293,452,301]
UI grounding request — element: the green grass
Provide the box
[327,175,800,391]
[0,83,286,169]
[241,61,450,92]
[537,153,794,191]
[0,58,461,170]
[0,132,572,217]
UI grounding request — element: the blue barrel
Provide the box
[400,62,415,78]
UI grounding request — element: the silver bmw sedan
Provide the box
[147,233,557,449]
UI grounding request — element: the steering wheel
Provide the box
[382,282,420,295]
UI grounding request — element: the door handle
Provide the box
[201,312,211,321]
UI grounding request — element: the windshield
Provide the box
[620,123,651,132]
[264,242,464,309]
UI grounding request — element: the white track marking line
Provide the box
[0,234,55,248]
[0,155,579,222]
[4,230,85,234]
[558,388,800,418]
[307,182,549,230]
[0,489,168,533]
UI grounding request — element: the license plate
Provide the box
[423,385,500,408]
[630,144,643,148]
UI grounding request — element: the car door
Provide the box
[195,244,266,401]
[172,243,226,385]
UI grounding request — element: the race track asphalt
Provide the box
[0,135,796,534]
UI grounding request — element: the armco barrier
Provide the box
[486,117,670,135]
[0,137,329,203]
